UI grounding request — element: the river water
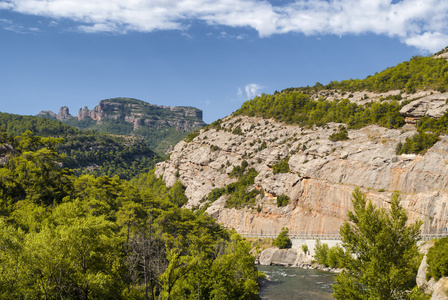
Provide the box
[257,265,336,300]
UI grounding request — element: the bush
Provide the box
[184,130,200,142]
[426,237,448,281]
[276,195,290,207]
[272,157,290,174]
[272,227,292,249]
[301,244,309,254]
[329,125,349,142]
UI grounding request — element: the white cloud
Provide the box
[245,83,263,99]
[1,0,448,52]
[237,87,243,98]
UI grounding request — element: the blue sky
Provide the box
[1,0,448,124]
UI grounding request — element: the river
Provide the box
[257,265,336,299]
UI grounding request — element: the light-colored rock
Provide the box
[258,247,310,267]
[432,278,448,300]
[417,241,437,293]
[156,115,448,235]
[400,93,448,124]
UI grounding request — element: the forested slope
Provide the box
[0,112,161,179]
[0,130,262,299]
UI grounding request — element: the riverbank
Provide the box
[257,247,342,273]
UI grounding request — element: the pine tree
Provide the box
[333,188,423,299]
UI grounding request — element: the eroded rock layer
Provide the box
[156,115,448,235]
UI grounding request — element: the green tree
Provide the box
[314,239,329,265]
[272,227,292,249]
[426,237,448,281]
[333,188,423,300]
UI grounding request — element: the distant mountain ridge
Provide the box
[38,97,207,154]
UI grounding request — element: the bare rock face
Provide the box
[156,114,448,236]
[76,98,205,132]
[400,93,448,124]
[432,278,448,300]
[416,241,437,293]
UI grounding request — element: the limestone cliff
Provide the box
[76,98,205,131]
[38,98,206,154]
[155,91,448,236]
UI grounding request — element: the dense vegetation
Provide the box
[314,240,344,269]
[283,55,448,94]
[0,130,263,299]
[0,113,161,179]
[235,93,405,130]
[332,188,425,300]
[396,112,448,154]
[426,237,448,281]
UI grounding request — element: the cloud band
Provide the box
[1,0,447,52]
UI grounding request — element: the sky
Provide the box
[1,0,448,124]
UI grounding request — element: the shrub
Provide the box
[314,239,329,265]
[301,244,309,254]
[276,195,290,207]
[272,157,290,174]
[329,125,349,142]
[272,227,292,249]
[184,130,200,142]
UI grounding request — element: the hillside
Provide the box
[39,97,206,154]
[0,112,160,179]
[155,53,448,236]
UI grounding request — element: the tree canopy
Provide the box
[333,188,423,300]
[0,131,263,299]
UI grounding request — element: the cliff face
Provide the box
[155,93,448,235]
[38,98,206,154]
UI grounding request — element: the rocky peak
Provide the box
[38,106,72,121]
[57,106,72,120]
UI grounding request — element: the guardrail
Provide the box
[240,233,448,241]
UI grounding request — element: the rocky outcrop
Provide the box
[156,114,448,236]
[400,93,448,124]
[38,106,72,121]
[258,247,313,267]
[432,278,448,300]
[40,98,206,132]
[76,98,205,131]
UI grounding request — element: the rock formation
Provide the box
[400,93,448,124]
[39,98,206,132]
[38,106,72,121]
[156,110,448,235]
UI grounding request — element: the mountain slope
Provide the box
[0,112,160,179]
[155,53,448,236]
